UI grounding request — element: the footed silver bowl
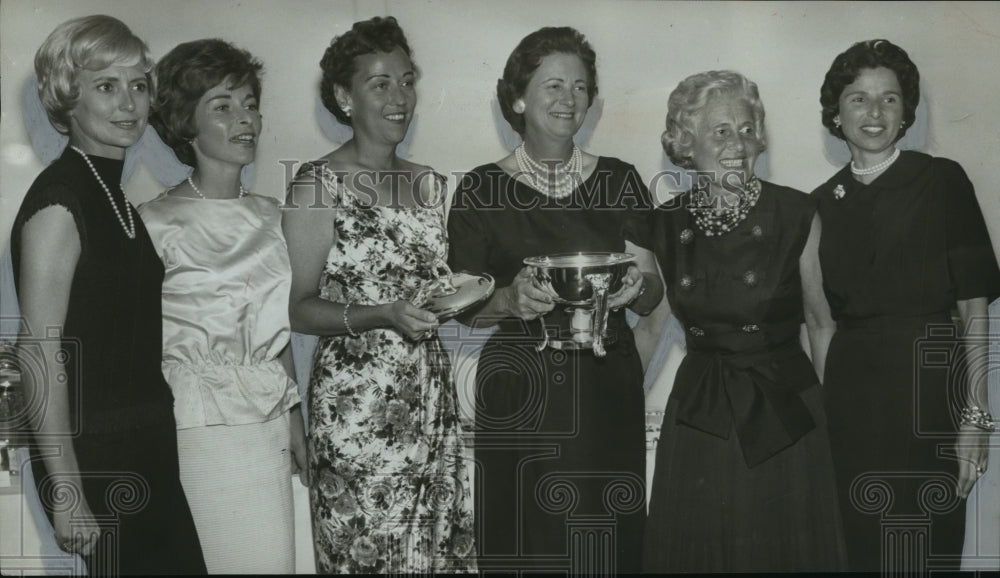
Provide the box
[523,252,635,305]
[523,252,635,356]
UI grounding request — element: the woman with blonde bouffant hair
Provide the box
[11,14,205,574]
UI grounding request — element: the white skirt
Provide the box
[177,412,295,574]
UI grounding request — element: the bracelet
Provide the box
[960,405,996,433]
[343,302,360,338]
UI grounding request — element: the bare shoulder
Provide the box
[286,157,340,212]
[21,204,77,238]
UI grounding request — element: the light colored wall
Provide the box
[3,0,1000,257]
[2,0,999,570]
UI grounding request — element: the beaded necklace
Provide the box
[850,147,900,176]
[514,143,582,199]
[187,175,248,199]
[687,176,762,237]
[70,146,136,239]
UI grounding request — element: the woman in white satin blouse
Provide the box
[138,39,306,574]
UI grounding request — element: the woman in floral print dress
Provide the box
[282,17,475,574]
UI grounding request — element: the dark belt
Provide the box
[836,311,953,332]
[671,340,817,468]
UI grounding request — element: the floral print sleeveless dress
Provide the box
[297,163,476,573]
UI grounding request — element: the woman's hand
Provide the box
[608,265,644,311]
[384,300,440,341]
[956,424,990,498]
[289,405,309,487]
[502,267,556,320]
[52,491,101,556]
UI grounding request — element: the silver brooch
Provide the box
[679,274,694,289]
[751,225,763,239]
[833,184,846,200]
[743,270,758,287]
[680,228,694,244]
[689,326,705,337]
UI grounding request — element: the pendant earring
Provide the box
[833,116,841,128]
[343,107,352,118]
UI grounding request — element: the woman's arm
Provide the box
[631,251,671,373]
[955,296,990,498]
[277,344,308,486]
[609,242,663,315]
[17,206,101,555]
[281,174,437,340]
[800,213,836,382]
[454,267,556,328]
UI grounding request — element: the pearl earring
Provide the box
[833,116,841,128]
[343,107,352,118]
[513,100,525,114]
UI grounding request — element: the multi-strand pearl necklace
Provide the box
[187,175,248,199]
[70,146,136,239]
[514,143,582,199]
[850,147,900,176]
[688,176,762,237]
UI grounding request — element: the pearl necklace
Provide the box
[187,175,247,199]
[69,146,136,239]
[514,143,582,199]
[850,147,900,176]
[687,176,762,237]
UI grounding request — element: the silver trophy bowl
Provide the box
[523,252,635,356]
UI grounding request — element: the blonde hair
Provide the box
[662,70,766,169]
[34,15,154,134]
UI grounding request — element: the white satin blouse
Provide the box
[139,192,299,429]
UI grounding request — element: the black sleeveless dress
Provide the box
[642,182,847,572]
[11,149,205,575]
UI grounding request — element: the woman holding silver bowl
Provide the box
[448,26,662,573]
[641,71,846,572]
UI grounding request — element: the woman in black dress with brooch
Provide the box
[11,15,205,575]
[448,26,663,574]
[642,70,846,572]
[814,39,1000,572]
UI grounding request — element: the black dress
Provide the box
[11,150,206,575]
[815,150,1000,572]
[642,182,847,572]
[448,158,649,574]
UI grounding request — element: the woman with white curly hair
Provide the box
[642,70,846,573]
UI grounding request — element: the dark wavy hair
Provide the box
[319,16,412,127]
[820,39,920,141]
[150,39,262,167]
[497,27,598,135]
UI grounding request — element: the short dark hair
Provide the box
[820,39,920,140]
[151,39,263,166]
[319,16,412,126]
[496,27,598,135]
